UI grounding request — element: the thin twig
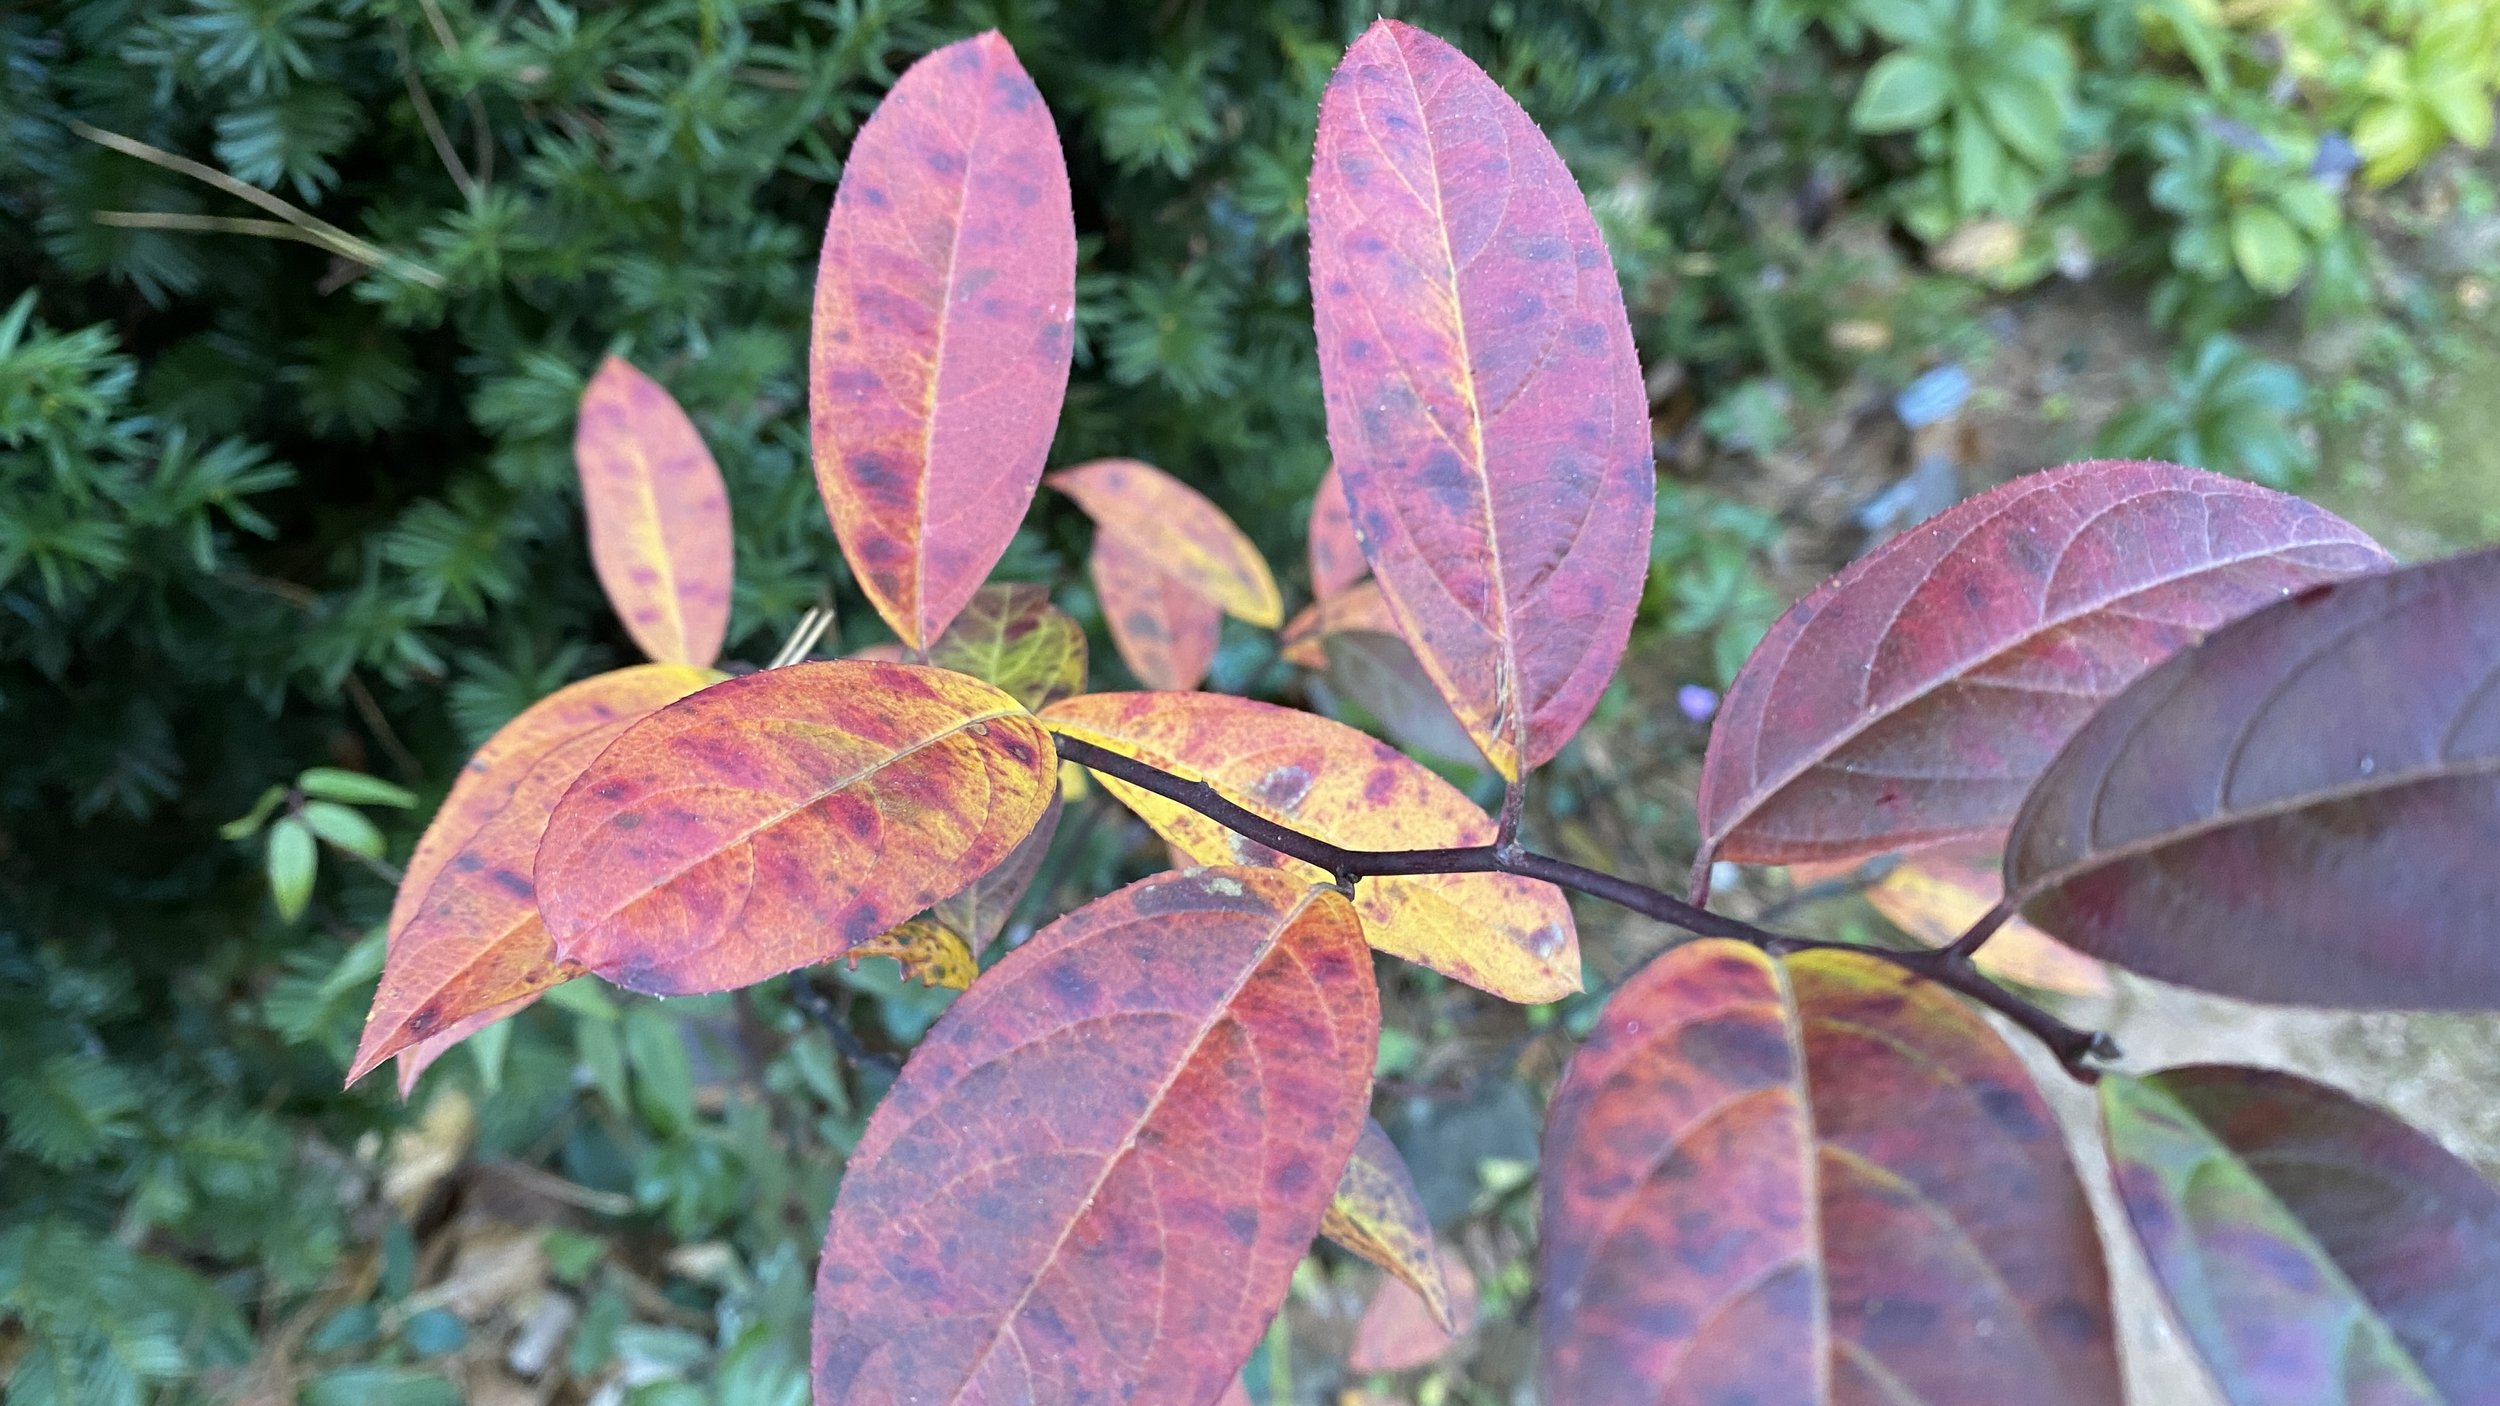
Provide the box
[1048,731,2117,1077]
[1948,899,2018,959]
[391,18,477,201]
[410,0,495,188]
[74,122,446,289]
[1753,853,1902,925]
[345,672,424,783]
[93,211,328,247]
[787,972,900,1077]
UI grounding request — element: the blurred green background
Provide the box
[4,0,2498,1401]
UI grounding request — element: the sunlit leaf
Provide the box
[849,918,978,990]
[2101,1066,2500,1404]
[1541,940,2120,1404]
[1044,691,1578,1002]
[575,356,735,668]
[930,791,1061,951]
[1050,458,1283,628]
[1694,460,2386,896]
[926,583,1087,711]
[2007,545,2500,1008]
[1857,846,2110,998]
[1349,1247,1477,1375]
[1310,20,1654,779]
[1321,1119,1454,1332]
[1090,531,1221,691]
[812,868,1377,1404]
[811,31,1077,649]
[1307,463,1366,602]
[536,661,1056,995]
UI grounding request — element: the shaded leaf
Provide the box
[2007,546,2500,1007]
[350,728,623,1084]
[1050,458,1283,627]
[849,918,978,990]
[1541,940,2119,1405]
[575,356,735,668]
[1278,579,1396,669]
[1694,460,2386,894]
[299,800,385,859]
[1317,629,1488,772]
[811,867,1377,1405]
[1348,1248,1478,1375]
[811,31,1077,649]
[1044,691,1578,1001]
[1307,463,1366,602]
[1861,846,2110,998]
[2101,1066,2500,1404]
[268,815,316,921]
[1321,1119,1454,1332]
[536,661,1056,996]
[1090,531,1221,691]
[1309,20,1654,779]
[930,790,1061,951]
[297,768,417,808]
[927,583,1086,711]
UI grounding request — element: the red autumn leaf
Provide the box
[574,357,735,668]
[1693,460,2387,896]
[370,665,716,1090]
[1307,463,1366,602]
[2101,1066,2500,1404]
[811,867,1377,1405]
[1050,459,1284,628]
[811,31,1077,650]
[1321,1119,1455,1333]
[534,661,1056,995]
[1540,940,2120,1405]
[1215,1379,1252,1406]
[1309,19,1654,780]
[1043,691,1578,1002]
[1348,1248,1478,1375]
[1091,530,1222,691]
[2006,545,2500,1008]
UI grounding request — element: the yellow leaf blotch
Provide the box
[851,918,978,990]
[1050,459,1284,627]
[1321,1119,1457,1332]
[1041,692,1579,1003]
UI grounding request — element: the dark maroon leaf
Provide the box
[2007,546,2500,1008]
[1693,461,2387,898]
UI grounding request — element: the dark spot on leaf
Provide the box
[1675,1013,1794,1088]
[1859,1296,1940,1349]
[1046,959,1099,1009]
[613,812,641,831]
[488,868,533,900]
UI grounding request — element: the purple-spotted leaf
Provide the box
[2101,1066,2500,1404]
[930,789,1061,951]
[1308,463,1366,602]
[1321,1119,1454,1332]
[1541,939,2120,1405]
[1309,20,1654,780]
[811,867,1377,1405]
[534,661,1056,996]
[2006,545,2500,1008]
[811,31,1077,650]
[1090,530,1222,691]
[1050,459,1283,628]
[849,918,978,990]
[574,357,735,668]
[1693,460,2387,898]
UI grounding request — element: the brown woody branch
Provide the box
[1046,732,2117,1078]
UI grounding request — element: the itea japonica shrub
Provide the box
[353,22,2500,1405]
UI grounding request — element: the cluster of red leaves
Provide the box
[355,18,2500,1406]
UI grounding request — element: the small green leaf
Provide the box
[1953,111,2010,213]
[268,816,317,922]
[2229,204,2308,295]
[1853,0,1947,47]
[1852,52,1953,132]
[221,785,288,840]
[1974,68,2067,168]
[2274,181,2341,240]
[623,1004,694,1137]
[299,800,386,859]
[297,767,418,808]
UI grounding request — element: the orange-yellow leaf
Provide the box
[391,664,718,947]
[574,357,735,668]
[849,918,978,990]
[1091,531,1221,691]
[1051,459,1283,627]
[351,729,620,1085]
[394,993,539,1098]
[1348,1248,1478,1374]
[1043,692,1579,1002]
[536,661,1055,995]
[1280,579,1396,668]
[1321,1119,1455,1332]
[1868,847,2112,999]
[810,32,1076,650]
